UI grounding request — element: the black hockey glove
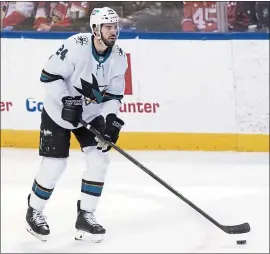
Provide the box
[89,115,106,135]
[61,96,83,127]
[95,113,124,153]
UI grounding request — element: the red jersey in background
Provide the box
[182,1,217,32]
[33,1,89,31]
[1,1,35,29]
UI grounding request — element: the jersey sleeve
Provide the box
[40,35,78,104]
[107,50,128,96]
[101,76,126,118]
[182,2,198,32]
[101,50,128,118]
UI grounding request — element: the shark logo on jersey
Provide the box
[74,74,107,105]
[115,45,125,56]
[74,36,89,46]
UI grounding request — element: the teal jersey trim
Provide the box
[91,36,112,64]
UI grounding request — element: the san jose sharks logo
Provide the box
[74,35,89,46]
[74,74,107,105]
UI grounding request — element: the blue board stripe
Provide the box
[1,31,269,40]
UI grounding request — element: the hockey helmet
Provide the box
[90,7,120,43]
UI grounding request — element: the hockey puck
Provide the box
[237,240,246,245]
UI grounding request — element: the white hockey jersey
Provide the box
[41,33,128,129]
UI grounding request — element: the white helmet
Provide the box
[90,7,120,45]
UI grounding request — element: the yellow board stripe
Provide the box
[0,130,268,152]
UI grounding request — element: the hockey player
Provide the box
[26,7,127,242]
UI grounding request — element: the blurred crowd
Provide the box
[1,1,269,33]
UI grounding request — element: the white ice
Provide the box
[1,148,269,253]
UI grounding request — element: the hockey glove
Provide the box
[61,96,83,127]
[95,113,124,153]
[89,115,106,135]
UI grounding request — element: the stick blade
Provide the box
[221,222,251,234]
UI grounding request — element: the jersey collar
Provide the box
[91,35,112,64]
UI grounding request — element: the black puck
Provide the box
[237,240,246,245]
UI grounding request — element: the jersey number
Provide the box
[193,8,217,30]
[56,44,68,60]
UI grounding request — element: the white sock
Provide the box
[80,147,110,212]
[30,157,67,211]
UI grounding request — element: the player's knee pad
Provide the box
[82,146,110,182]
[39,109,71,158]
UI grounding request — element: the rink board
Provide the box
[1,33,269,151]
[1,130,268,152]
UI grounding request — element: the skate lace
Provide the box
[31,210,47,226]
[84,212,98,226]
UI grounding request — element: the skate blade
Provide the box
[26,224,49,242]
[74,230,104,243]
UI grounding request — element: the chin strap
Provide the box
[99,37,107,47]
[93,31,108,48]
[93,24,107,47]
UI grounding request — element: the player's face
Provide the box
[101,23,119,47]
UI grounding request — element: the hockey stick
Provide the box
[79,118,250,235]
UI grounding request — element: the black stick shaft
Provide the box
[79,118,250,234]
[79,119,224,228]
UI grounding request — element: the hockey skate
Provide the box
[26,194,50,242]
[75,200,106,243]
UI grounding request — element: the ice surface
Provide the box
[1,148,269,253]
